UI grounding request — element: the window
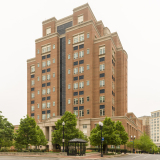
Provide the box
[31,100,34,104]
[46,28,51,35]
[68,99,71,104]
[79,44,84,49]
[53,59,55,63]
[47,113,50,119]
[112,97,115,105]
[31,106,35,111]
[31,93,34,98]
[42,83,45,87]
[42,114,46,120]
[31,87,34,91]
[79,75,84,80]
[53,73,55,77]
[100,96,105,103]
[42,97,45,101]
[68,39,71,44]
[79,97,84,104]
[83,125,87,129]
[74,77,78,81]
[42,62,46,68]
[47,102,50,108]
[74,52,78,59]
[78,15,83,23]
[74,98,78,105]
[100,80,105,87]
[47,82,50,86]
[79,60,84,64]
[42,56,46,60]
[87,49,90,54]
[42,75,46,81]
[37,50,39,54]
[42,103,46,109]
[74,92,78,96]
[31,80,35,86]
[112,82,115,90]
[79,91,84,95]
[87,80,89,86]
[79,110,84,117]
[87,33,90,38]
[79,34,84,42]
[53,101,55,106]
[100,57,105,62]
[37,77,39,81]
[79,82,84,88]
[74,68,78,74]
[42,45,51,53]
[68,54,70,59]
[47,60,51,66]
[99,46,105,55]
[31,75,34,78]
[73,46,78,50]
[87,96,89,101]
[53,44,55,49]
[100,89,105,93]
[87,65,90,70]
[68,69,71,74]
[47,74,50,80]
[47,88,50,94]
[74,61,78,66]
[112,67,115,75]
[74,107,78,117]
[100,73,105,78]
[100,64,105,71]
[68,84,71,89]
[37,104,39,108]
[37,90,40,95]
[37,115,39,119]
[79,51,84,58]
[31,66,35,73]
[42,69,45,73]
[37,63,39,67]
[74,83,78,89]
[53,113,55,116]
[100,109,105,116]
[87,109,90,114]
[73,36,78,43]
[47,96,50,100]
[47,68,50,72]
[79,66,84,73]
[73,34,84,44]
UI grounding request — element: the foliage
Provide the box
[52,111,88,146]
[0,111,14,149]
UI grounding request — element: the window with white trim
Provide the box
[100,64,105,71]
[83,124,87,128]
[42,75,46,81]
[42,89,46,95]
[74,110,78,117]
[87,80,89,86]
[47,102,50,108]
[47,88,50,94]
[79,110,84,117]
[79,97,84,104]
[68,99,71,104]
[100,96,105,103]
[73,33,84,44]
[42,114,46,120]
[53,113,55,116]
[31,106,35,111]
[112,82,115,90]
[99,46,105,55]
[53,101,55,106]
[53,44,55,49]
[87,49,90,54]
[87,65,90,70]
[100,109,105,116]
[112,67,115,75]
[42,45,51,53]
[74,83,78,89]
[74,68,78,74]
[79,34,84,42]
[79,66,84,73]
[37,90,40,95]
[100,80,105,87]
[112,97,115,105]
[47,60,51,66]
[31,93,35,98]
[42,62,46,68]
[78,15,83,23]
[74,52,78,59]
[68,84,71,89]
[37,77,39,81]
[37,115,39,119]
[74,98,78,105]
[53,73,55,77]
[68,69,71,74]
[68,54,70,59]
[31,80,35,86]
[53,59,55,63]
[79,82,84,89]
[47,74,50,80]
[46,28,51,35]
[37,63,39,67]
[42,103,46,109]
[31,66,35,73]
[47,113,50,119]
[53,87,55,92]
[79,51,84,58]
[87,33,90,38]
[37,104,39,108]
[68,39,71,44]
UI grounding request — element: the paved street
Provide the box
[0,154,160,160]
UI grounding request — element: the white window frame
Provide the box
[68,39,71,44]
[79,81,84,89]
[100,64,105,71]
[46,28,51,35]
[79,110,84,117]
[100,109,105,116]
[79,97,84,104]
[53,59,55,63]
[100,96,105,103]
[47,88,50,94]
[74,110,78,117]
[87,33,90,38]
[31,66,35,73]
[42,75,46,81]
[31,80,35,86]
[78,15,83,23]
[87,49,90,54]
[68,99,71,104]
[87,80,89,86]
[74,68,78,74]
[42,89,46,95]
[31,106,35,111]
[42,103,46,109]
[74,83,78,89]
[87,64,90,70]
[47,102,50,108]
[79,51,84,58]
[68,69,71,74]
[68,84,71,89]
[47,60,51,66]
[74,98,78,105]
[99,46,105,55]
[53,101,55,106]
[74,52,78,59]
[53,87,55,92]
[68,54,70,59]
[37,103,39,108]
[42,61,46,68]
[100,80,105,87]
[47,74,50,80]
[79,66,84,73]
[53,73,55,77]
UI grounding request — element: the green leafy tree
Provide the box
[52,111,88,149]
[14,115,37,149]
[0,111,14,149]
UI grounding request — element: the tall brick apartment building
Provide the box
[27,3,142,149]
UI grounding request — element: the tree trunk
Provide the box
[105,144,108,153]
[115,145,116,154]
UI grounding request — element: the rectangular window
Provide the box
[79,44,84,49]
[68,99,71,104]
[79,34,84,42]
[47,74,50,80]
[79,110,84,117]
[42,61,46,68]
[73,36,79,43]
[68,69,71,74]
[74,92,78,96]
[83,124,87,129]
[47,60,51,66]
[79,51,84,58]
[74,68,78,74]
[37,115,39,119]
[87,33,90,38]
[42,97,45,101]
[78,15,83,23]
[31,80,35,86]
[79,75,84,80]
[31,106,35,111]
[100,109,105,116]
[68,84,71,89]
[47,54,50,58]
[47,68,50,72]
[37,50,39,54]
[79,97,84,104]
[87,80,89,86]
[42,103,46,109]
[42,114,46,120]
[87,65,90,70]
[100,96,105,103]
[100,80,105,87]
[74,61,78,66]
[74,98,78,105]
[46,28,51,35]
[31,100,34,104]
[53,87,55,92]
[68,54,70,59]
[37,104,39,108]
[37,90,40,95]
[53,59,55,63]
[31,75,34,78]
[79,66,84,73]
[99,46,105,55]
[79,60,84,64]
[47,96,50,100]
[100,57,105,62]
[37,63,39,67]
[53,73,55,77]
[100,64,105,71]
[87,49,90,54]
[42,56,46,60]
[47,82,50,86]
[87,96,89,101]
[73,46,78,50]
[74,76,78,81]
[47,88,50,94]
[79,91,84,95]
[79,82,84,88]
[74,108,78,117]
[47,102,50,108]
[87,109,90,114]
[100,89,105,93]
[31,88,34,91]
[74,83,78,89]
[31,93,35,98]
[42,69,45,73]
[74,52,78,59]
[53,101,55,106]
[42,83,45,87]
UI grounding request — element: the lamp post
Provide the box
[62,121,65,152]
[131,135,136,153]
[99,121,103,157]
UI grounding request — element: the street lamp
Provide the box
[99,121,103,157]
[131,135,136,153]
[62,121,65,152]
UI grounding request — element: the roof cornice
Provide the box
[66,20,100,37]
[56,15,73,26]
[96,20,104,28]
[42,17,57,25]
[35,32,60,43]
[27,58,35,63]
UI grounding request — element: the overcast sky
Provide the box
[0,0,160,125]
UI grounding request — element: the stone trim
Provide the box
[27,58,35,63]
[96,20,104,28]
[56,15,73,26]
[35,32,59,43]
[42,17,57,25]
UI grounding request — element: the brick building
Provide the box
[27,3,143,149]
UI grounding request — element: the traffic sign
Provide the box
[102,137,104,141]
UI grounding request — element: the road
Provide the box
[0,154,160,160]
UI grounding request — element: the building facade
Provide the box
[27,3,142,149]
[150,110,160,147]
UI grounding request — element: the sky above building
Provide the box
[0,0,160,125]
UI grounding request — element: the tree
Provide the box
[0,111,14,149]
[14,115,37,149]
[52,111,88,149]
